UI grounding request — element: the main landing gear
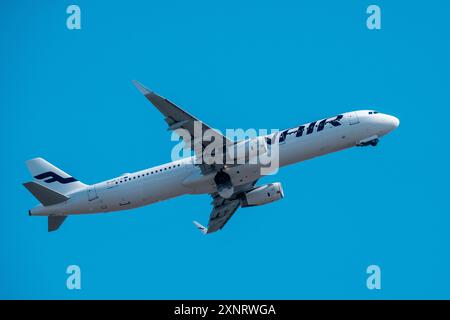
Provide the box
[214,170,234,199]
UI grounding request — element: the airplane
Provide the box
[23,81,399,233]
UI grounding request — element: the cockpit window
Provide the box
[368,111,379,115]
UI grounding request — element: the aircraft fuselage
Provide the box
[29,110,399,217]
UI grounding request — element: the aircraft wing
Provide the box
[193,182,258,234]
[194,195,241,234]
[132,80,233,164]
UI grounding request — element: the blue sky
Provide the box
[1,0,449,299]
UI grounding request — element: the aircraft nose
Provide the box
[382,114,399,133]
[389,115,400,130]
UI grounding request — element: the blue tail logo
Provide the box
[34,171,78,184]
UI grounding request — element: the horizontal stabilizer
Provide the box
[23,181,69,206]
[193,221,208,235]
[48,216,67,232]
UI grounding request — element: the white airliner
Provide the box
[23,81,399,233]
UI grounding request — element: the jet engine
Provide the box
[241,182,284,207]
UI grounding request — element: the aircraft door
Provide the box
[87,186,98,201]
[348,112,360,125]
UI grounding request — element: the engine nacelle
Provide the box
[241,182,284,207]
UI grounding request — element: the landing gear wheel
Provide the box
[214,170,231,185]
[214,171,234,199]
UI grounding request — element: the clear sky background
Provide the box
[1,0,449,299]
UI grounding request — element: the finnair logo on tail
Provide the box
[34,172,78,184]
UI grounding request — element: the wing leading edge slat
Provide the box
[132,80,232,154]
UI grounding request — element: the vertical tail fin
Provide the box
[25,158,87,195]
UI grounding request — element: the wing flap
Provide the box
[206,198,241,234]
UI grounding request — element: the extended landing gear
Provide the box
[214,170,234,199]
[357,136,379,147]
[214,170,231,185]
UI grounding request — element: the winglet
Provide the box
[193,221,208,235]
[132,80,152,95]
